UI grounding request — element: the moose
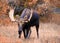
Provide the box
[8,1,48,39]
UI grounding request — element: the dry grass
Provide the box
[0,23,60,43]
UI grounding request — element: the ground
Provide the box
[0,22,60,43]
[0,0,60,43]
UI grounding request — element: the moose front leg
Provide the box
[18,23,22,38]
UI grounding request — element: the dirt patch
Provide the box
[0,36,21,43]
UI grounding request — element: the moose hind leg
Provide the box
[36,24,39,38]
